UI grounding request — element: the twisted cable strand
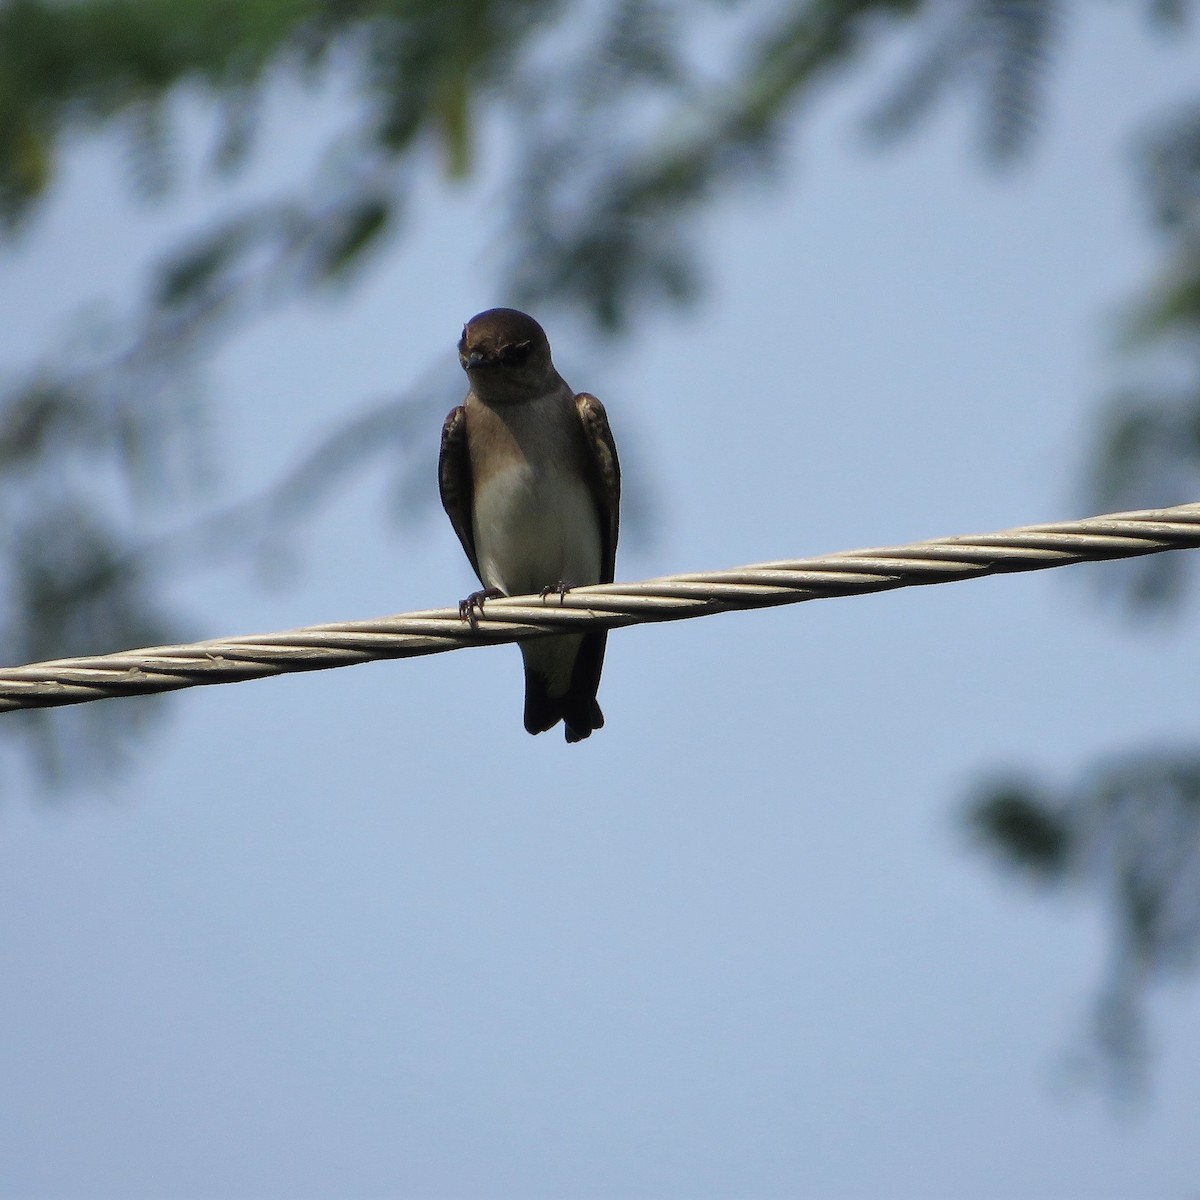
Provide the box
[2,502,1197,713]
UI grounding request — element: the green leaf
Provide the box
[967,782,1073,882]
[309,195,392,282]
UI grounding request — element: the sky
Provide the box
[2,6,1200,1199]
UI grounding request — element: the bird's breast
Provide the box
[472,457,602,598]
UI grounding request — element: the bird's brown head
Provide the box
[458,308,557,402]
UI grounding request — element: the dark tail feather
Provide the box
[562,699,604,743]
[523,669,562,736]
[522,632,608,743]
[561,632,607,743]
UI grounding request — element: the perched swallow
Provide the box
[439,308,621,742]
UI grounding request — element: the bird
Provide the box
[439,307,620,742]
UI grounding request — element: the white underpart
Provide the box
[473,444,602,698]
[474,462,602,598]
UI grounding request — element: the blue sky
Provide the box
[2,5,1200,1198]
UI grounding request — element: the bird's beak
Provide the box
[466,350,488,370]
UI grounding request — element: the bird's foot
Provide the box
[459,588,504,629]
[540,580,572,605]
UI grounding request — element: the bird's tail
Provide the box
[523,632,607,743]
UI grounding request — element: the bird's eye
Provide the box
[502,341,531,365]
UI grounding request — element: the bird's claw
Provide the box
[540,580,572,605]
[459,588,504,629]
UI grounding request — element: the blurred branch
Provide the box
[1089,105,1200,610]
[132,375,452,584]
[968,751,1200,1096]
[868,0,1061,161]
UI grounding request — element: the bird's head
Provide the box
[458,308,557,402]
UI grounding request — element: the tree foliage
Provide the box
[1090,104,1200,607]
[969,754,1200,1095]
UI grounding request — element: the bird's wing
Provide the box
[574,393,621,584]
[438,405,482,583]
